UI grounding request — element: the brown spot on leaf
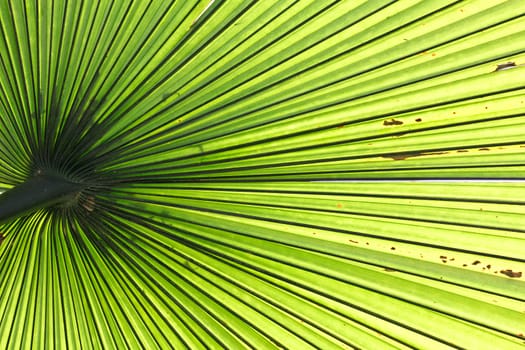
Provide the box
[390,247,396,250]
[415,118,422,122]
[500,269,522,278]
[384,268,397,272]
[383,119,403,126]
[383,151,448,161]
[386,154,414,161]
[348,239,358,244]
[472,260,481,265]
[478,148,490,151]
[82,196,96,212]
[495,62,517,71]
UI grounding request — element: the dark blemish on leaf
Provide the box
[478,148,490,151]
[415,118,422,122]
[441,260,447,263]
[390,247,396,250]
[486,264,491,269]
[500,270,522,278]
[385,153,415,161]
[440,255,447,259]
[384,268,397,272]
[337,125,345,129]
[472,260,481,265]
[383,151,447,161]
[365,242,369,245]
[457,149,468,153]
[463,264,468,267]
[348,239,358,244]
[383,119,403,126]
[495,62,517,71]
[184,260,193,271]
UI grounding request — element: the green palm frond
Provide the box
[1,1,525,349]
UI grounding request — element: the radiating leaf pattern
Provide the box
[1,1,525,349]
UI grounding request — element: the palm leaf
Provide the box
[1,1,524,349]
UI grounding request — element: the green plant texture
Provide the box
[1,1,525,349]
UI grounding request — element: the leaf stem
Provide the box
[0,173,84,224]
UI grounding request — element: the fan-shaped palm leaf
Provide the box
[1,1,524,349]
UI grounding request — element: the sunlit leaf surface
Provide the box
[1,1,524,349]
